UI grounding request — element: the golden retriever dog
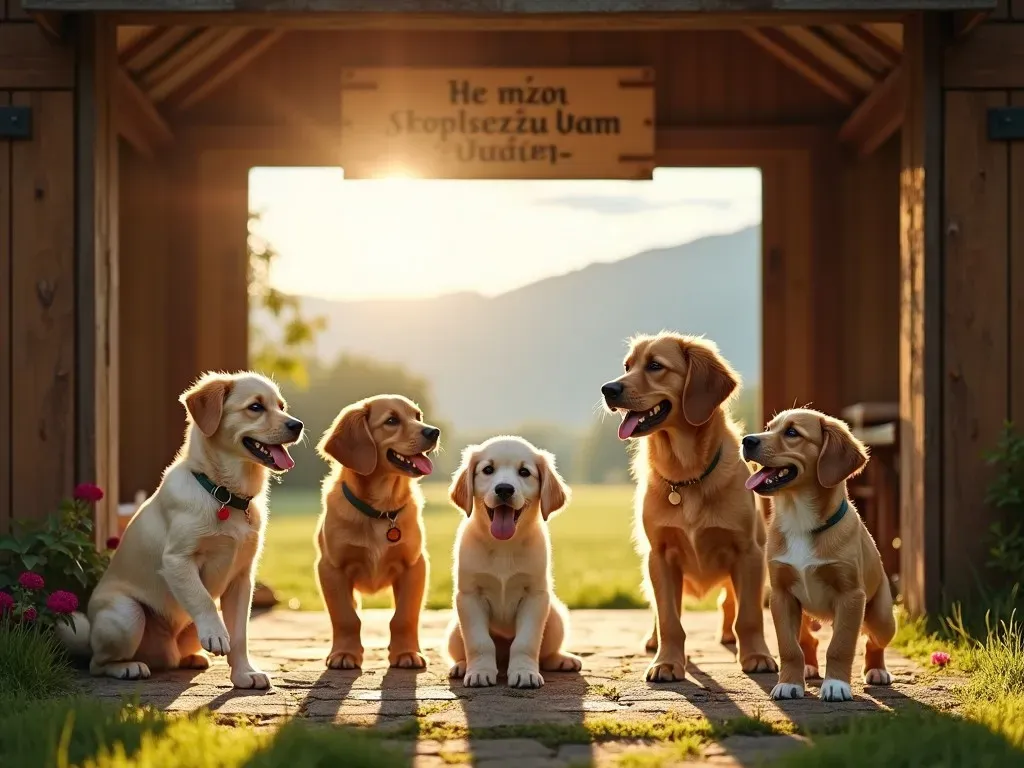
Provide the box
[314,395,440,670]
[58,371,302,688]
[741,408,895,702]
[601,332,777,682]
[445,436,583,689]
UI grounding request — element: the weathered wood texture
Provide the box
[0,90,10,534]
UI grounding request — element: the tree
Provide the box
[248,210,327,388]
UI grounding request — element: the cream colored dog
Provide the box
[58,371,302,689]
[445,436,583,689]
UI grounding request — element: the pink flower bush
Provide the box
[46,590,78,614]
[0,592,13,613]
[73,483,104,503]
[21,606,37,622]
[932,651,951,667]
[18,572,44,590]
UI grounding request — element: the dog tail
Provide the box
[54,611,92,659]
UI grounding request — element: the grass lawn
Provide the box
[259,483,720,612]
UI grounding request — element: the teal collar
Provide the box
[342,482,404,521]
[192,472,251,511]
[811,499,849,535]
[665,446,723,491]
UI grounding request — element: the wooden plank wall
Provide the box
[938,3,1024,603]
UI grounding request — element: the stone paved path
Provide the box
[77,609,957,766]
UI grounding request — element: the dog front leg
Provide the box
[769,586,806,700]
[160,551,230,656]
[456,591,497,687]
[221,571,270,689]
[731,547,778,673]
[317,557,363,670]
[507,592,551,689]
[389,554,428,669]
[645,548,687,682]
[821,589,867,702]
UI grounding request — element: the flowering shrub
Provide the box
[0,483,114,627]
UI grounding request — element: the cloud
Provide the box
[538,194,735,216]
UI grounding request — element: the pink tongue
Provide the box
[745,468,773,491]
[268,445,295,471]
[618,413,641,440]
[490,508,517,540]
[411,454,433,476]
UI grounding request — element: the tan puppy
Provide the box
[601,332,777,682]
[741,408,896,702]
[59,371,302,688]
[314,395,440,670]
[446,436,583,689]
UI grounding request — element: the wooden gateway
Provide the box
[0,0,1017,616]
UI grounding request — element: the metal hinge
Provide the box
[0,106,32,140]
[988,107,1024,141]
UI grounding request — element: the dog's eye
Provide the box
[248,402,264,413]
[385,416,399,426]
[518,467,531,478]
[784,426,799,438]
[646,361,663,371]
[481,465,494,476]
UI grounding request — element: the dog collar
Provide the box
[662,446,723,505]
[192,472,252,524]
[342,482,405,543]
[811,499,849,535]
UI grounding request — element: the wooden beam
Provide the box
[123,26,192,73]
[30,11,68,41]
[743,27,859,105]
[115,67,174,158]
[146,27,249,103]
[952,9,990,37]
[820,24,897,74]
[839,65,905,157]
[172,29,284,112]
[778,25,877,92]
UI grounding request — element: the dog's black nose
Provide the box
[422,426,440,441]
[602,382,625,401]
[495,483,515,500]
[742,435,760,450]
[286,419,304,435]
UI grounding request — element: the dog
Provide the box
[601,332,777,682]
[445,436,583,689]
[57,371,302,688]
[314,394,440,670]
[742,407,896,702]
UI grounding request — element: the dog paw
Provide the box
[819,678,853,702]
[463,665,498,688]
[232,667,272,690]
[741,653,779,674]
[391,651,427,670]
[645,658,687,683]
[197,622,231,656]
[805,665,821,680]
[448,660,467,678]
[717,631,737,646]
[326,651,362,670]
[507,665,544,689]
[99,661,151,681]
[542,652,583,672]
[179,653,210,670]
[643,634,658,653]
[864,668,893,686]
[770,682,805,700]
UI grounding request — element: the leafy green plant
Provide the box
[985,423,1024,584]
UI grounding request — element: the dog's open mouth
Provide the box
[745,465,798,494]
[242,437,295,471]
[486,504,523,541]
[387,449,433,477]
[617,400,671,440]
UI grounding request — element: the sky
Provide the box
[247,167,762,302]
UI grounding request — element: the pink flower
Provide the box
[74,483,104,503]
[21,606,37,622]
[18,572,44,590]
[932,651,951,667]
[0,592,13,613]
[106,536,120,550]
[46,590,79,614]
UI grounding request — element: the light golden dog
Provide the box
[314,394,440,670]
[58,371,302,688]
[601,332,777,682]
[742,407,896,702]
[445,436,583,689]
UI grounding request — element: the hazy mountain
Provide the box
[258,225,760,431]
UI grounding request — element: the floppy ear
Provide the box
[317,403,377,475]
[816,417,869,488]
[180,374,232,437]
[449,446,479,516]
[537,449,571,521]
[680,341,740,426]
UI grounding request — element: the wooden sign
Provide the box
[339,67,655,180]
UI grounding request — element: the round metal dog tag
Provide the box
[386,525,402,543]
[667,491,682,506]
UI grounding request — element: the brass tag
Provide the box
[668,490,682,506]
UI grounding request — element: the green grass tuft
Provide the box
[0,618,76,708]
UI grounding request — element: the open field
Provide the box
[259,484,720,611]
